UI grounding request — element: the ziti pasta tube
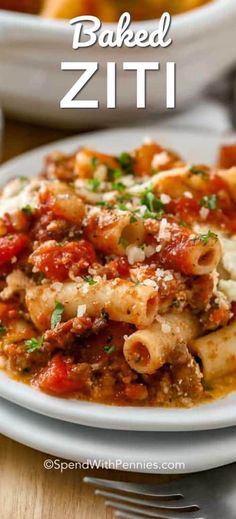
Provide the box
[123,311,199,374]
[190,321,236,383]
[84,208,145,256]
[25,278,159,331]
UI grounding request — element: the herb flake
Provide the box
[104,344,116,354]
[50,301,64,330]
[25,336,43,353]
[200,194,217,210]
[0,322,7,335]
[118,152,134,175]
[88,178,101,192]
[22,204,33,214]
[200,230,218,245]
[83,276,97,286]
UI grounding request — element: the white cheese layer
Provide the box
[0,178,47,217]
[219,280,236,303]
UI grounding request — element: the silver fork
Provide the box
[84,463,236,518]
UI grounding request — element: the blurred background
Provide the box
[0,0,236,160]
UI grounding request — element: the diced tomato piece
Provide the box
[207,174,229,195]
[167,197,200,224]
[134,143,179,177]
[218,144,236,169]
[30,239,96,281]
[125,383,148,401]
[134,143,163,177]
[0,234,29,266]
[37,354,87,394]
[75,147,119,178]
[0,302,19,321]
[106,256,130,278]
[210,307,229,326]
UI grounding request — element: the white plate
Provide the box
[1,397,236,473]
[0,124,236,432]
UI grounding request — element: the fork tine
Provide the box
[105,500,203,519]
[83,477,183,498]
[95,490,199,511]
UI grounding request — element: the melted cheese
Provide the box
[0,178,47,217]
[219,280,236,302]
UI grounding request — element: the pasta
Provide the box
[123,311,199,374]
[0,138,236,407]
[190,322,236,383]
[84,208,145,256]
[26,278,159,330]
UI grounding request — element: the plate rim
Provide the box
[1,396,236,473]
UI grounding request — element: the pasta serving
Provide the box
[0,138,236,407]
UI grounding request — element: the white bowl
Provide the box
[0,0,236,129]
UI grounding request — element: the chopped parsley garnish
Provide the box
[200,230,218,245]
[118,152,135,175]
[142,208,159,220]
[22,204,33,214]
[50,301,64,330]
[141,188,164,216]
[97,200,112,208]
[101,309,109,321]
[90,157,98,169]
[19,176,28,182]
[111,181,126,192]
[83,276,97,285]
[25,336,44,353]
[119,237,129,248]
[88,178,101,192]
[118,203,128,211]
[0,322,7,335]
[118,193,132,202]
[189,166,207,177]
[179,220,188,227]
[200,194,217,210]
[130,215,137,224]
[108,168,123,180]
[104,344,116,354]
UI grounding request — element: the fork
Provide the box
[84,463,236,518]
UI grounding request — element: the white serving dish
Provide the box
[0,0,236,129]
[1,124,236,432]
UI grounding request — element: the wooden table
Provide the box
[0,119,179,519]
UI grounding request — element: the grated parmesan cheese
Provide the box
[161,322,171,333]
[151,151,170,169]
[143,245,156,258]
[143,279,158,289]
[51,282,63,292]
[77,304,87,317]
[199,207,209,221]
[158,218,171,241]
[184,191,193,199]
[126,245,145,265]
[160,193,171,204]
